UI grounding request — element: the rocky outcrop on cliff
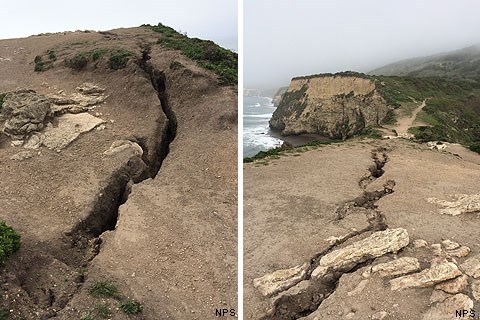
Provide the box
[272,86,287,107]
[269,73,392,139]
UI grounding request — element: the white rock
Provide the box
[253,263,309,297]
[390,262,462,290]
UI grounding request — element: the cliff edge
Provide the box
[269,72,392,139]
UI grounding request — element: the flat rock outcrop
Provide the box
[269,73,392,139]
[1,90,51,139]
[312,228,409,278]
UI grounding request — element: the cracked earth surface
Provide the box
[244,139,480,319]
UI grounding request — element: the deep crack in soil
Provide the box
[264,147,397,320]
[13,58,180,317]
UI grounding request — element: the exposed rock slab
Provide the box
[1,90,51,139]
[472,280,480,301]
[447,246,471,258]
[460,255,480,278]
[390,262,462,290]
[10,150,33,161]
[428,194,480,216]
[312,228,409,279]
[103,140,143,157]
[253,263,309,297]
[422,294,473,320]
[435,274,468,294]
[42,113,104,150]
[371,257,420,277]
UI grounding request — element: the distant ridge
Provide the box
[369,44,480,80]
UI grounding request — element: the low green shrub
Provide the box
[145,23,237,85]
[34,55,44,72]
[0,221,21,267]
[108,49,133,70]
[65,53,89,70]
[119,300,143,314]
[88,280,118,298]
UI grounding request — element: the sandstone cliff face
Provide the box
[269,74,391,139]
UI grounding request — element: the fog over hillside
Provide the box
[245,0,480,89]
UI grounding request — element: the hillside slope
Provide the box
[369,44,480,80]
[0,24,237,319]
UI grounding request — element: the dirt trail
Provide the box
[393,99,426,136]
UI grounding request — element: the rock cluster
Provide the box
[1,90,51,139]
[254,229,480,320]
[1,84,107,155]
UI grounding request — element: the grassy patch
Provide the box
[108,49,133,70]
[360,126,383,139]
[243,146,284,163]
[469,142,480,154]
[0,221,21,267]
[244,140,334,163]
[64,48,134,71]
[119,300,143,315]
[93,303,111,319]
[144,23,237,85]
[88,280,118,298]
[80,312,94,320]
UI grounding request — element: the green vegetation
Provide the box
[144,23,237,85]
[0,93,6,110]
[244,140,334,163]
[107,49,133,70]
[0,309,8,320]
[34,55,44,72]
[119,300,143,315]
[65,53,89,70]
[88,280,118,298]
[371,75,480,145]
[93,303,111,318]
[47,49,56,61]
[34,49,58,72]
[0,221,21,267]
[469,142,480,154]
[271,84,308,124]
[91,48,108,61]
[80,312,94,320]
[64,48,134,71]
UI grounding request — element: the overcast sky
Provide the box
[245,0,480,89]
[0,0,237,51]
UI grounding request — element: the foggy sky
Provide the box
[0,0,237,51]
[245,0,480,89]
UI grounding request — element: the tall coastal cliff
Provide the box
[269,73,392,139]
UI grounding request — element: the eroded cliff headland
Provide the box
[269,72,392,139]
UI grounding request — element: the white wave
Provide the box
[244,113,273,118]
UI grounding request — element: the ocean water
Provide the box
[243,96,282,157]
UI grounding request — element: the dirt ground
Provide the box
[244,139,480,319]
[0,27,237,319]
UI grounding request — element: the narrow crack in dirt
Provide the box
[15,55,179,317]
[264,146,397,320]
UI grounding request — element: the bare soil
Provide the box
[0,27,237,319]
[244,138,480,319]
